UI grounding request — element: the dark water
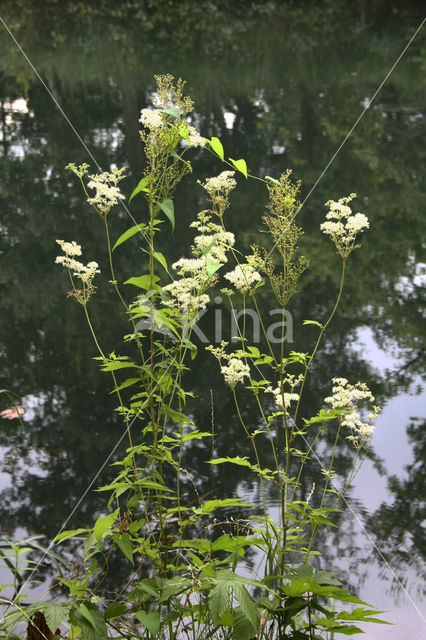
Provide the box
[0,6,425,637]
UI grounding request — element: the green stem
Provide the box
[293,259,346,430]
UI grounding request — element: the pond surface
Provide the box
[0,5,425,637]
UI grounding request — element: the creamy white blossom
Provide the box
[56,239,82,256]
[320,194,369,259]
[172,257,207,276]
[324,377,381,448]
[87,168,126,214]
[201,171,237,196]
[266,385,299,410]
[139,108,164,130]
[185,124,208,148]
[162,278,209,317]
[193,229,235,264]
[220,357,250,389]
[224,263,262,294]
[55,240,100,303]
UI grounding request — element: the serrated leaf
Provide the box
[159,199,175,231]
[233,607,257,640]
[232,584,257,632]
[135,610,161,636]
[104,602,127,620]
[113,223,147,251]
[115,533,134,565]
[229,157,247,178]
[134,479,173,492]
[209,136,224,160]
[94,509,119,542]
[77,604,96,628]
[44,603,69,633]
[129,177,150,203]
[72,604,107,640]
[209,582,229,626]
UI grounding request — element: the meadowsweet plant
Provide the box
[1,75,389,639]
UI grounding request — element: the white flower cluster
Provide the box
[162,210,237,318]
[206,342,250,390]
[139,108,164,130]
[55,240,100,303]
[266,374,303,411]
[324,377,381,448]
[139,108,206,148]
[320,194,369,259]
[162,278,210,317]
[267,386,299,409]
[185,124,208,148]
[87,168,126,215]
[55,240,82,257]
[201,171,237,197]
[190,213,235,264]
[224,263,262,294]
[220,358,250,389]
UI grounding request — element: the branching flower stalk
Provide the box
[1,76,389,640]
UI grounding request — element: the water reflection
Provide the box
[0,7,425,634]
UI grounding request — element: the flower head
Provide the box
[201,171,237,197]
[224,263,262,295]
[86,168,126,215]
[139,108,164,131]
[220,358,250,389]
[55,240,100,304]
[324,377,381,448]
[320,194,369,259]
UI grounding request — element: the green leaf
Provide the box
[153,251,168,271]
[112,223,148,250]
[207,456,252,468]
[104,602,127,620]
[135,610,161,636]
[71,603,107,640]
[233,607,257,640]
[163,405,194,424]
[124,274,160,290]
[110,378,140,394]
[94,509,119,542]
[160,106,181,120]
[206,261,223,277]
[77,604,96,628]
[209,136,224,160]
[228,157,248,178]
[44,603,69,633]
[159,199,175,232]
[134,479,173,492]
[209,582,229,626]
[232,584,258,632]
[54,528,88,544]
[115,533,134,565]
[129,176,150,203]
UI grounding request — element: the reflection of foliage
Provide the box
[0,3,423,606]
[367,417,426,596]
[1,1,421,57]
